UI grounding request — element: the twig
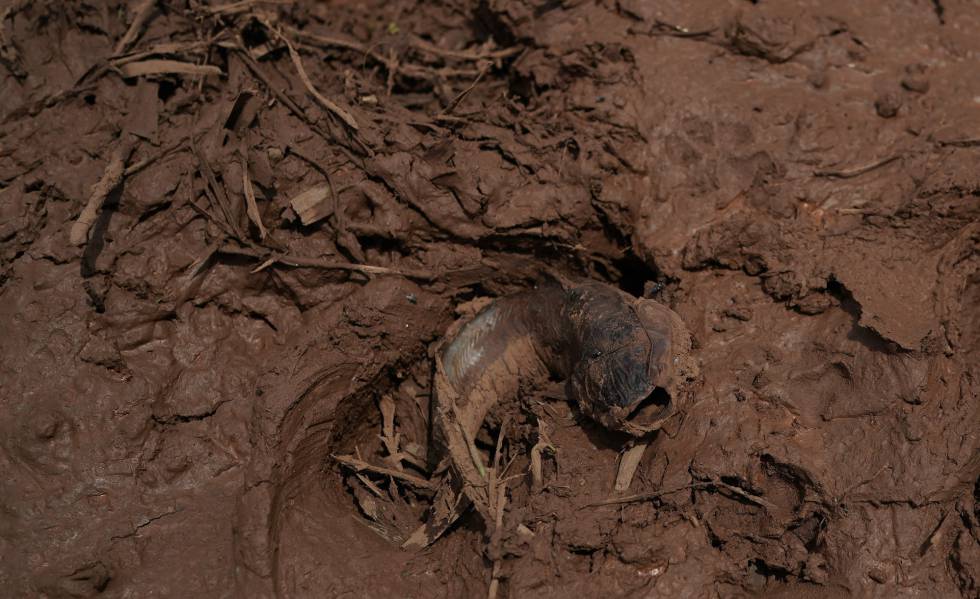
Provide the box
[290,28,481,80]
[123,139,186,177]
[261,21,359,130]
[235,48,314,126]
[235,47,370,158]
[111,40,212,66]
[410,36,520,62]
[813,155,900,179]
[333,454,438,490]
[70,137,137,245]
[355,472,386,498]
[217,245,436,281]
[579,482,710,508]
[438,64,488,117]
[205,0,293,15]
[713,479,779,510]
[938,138,980,148]
[650,19,716,38]
[114,0,157,55]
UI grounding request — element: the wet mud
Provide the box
[1,0,979,597]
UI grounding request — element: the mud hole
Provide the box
[2,0,980,597]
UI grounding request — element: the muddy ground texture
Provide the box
[1,0,979,597]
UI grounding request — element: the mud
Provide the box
[1,0,978,597]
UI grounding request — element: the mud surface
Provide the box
[2,1,979,597]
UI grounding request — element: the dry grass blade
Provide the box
[529,421,555,492]
[118,59,222,78]
[114,0,157,55]
[240,151,267,240]
[378,395,403,470]
[487,482,508,599]
[333,454,438,490]
[70,137,137,246]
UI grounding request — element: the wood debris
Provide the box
[118,60,222,78]
[288,184,333,226]
[70,137,137,246]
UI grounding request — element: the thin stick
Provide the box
[70,137,137,245]
[205,0,293,15]
[114,0,157,55]
[487,482,508,599]
[111,40,211,66]
[218,245,436,281]
[123,139,186,176]
[713,479,778,510]
[333,454,438,490]
[813,155,900,179]
[264,23,359,130]
[438,65,487,117]
[580,483,710,508]
[410,36,520,62]
[355,472,386,498]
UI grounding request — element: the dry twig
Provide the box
[813,155,900,179]
[333,454,438,490]
[217,245,436,281]
[70,137,137,246]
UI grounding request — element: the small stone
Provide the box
[901,76,930,94]
[807,69,827,89]
[902,64,930,94]
[875,93,901,118]
[868,566,889,584]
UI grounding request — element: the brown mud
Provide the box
[1,0,979,597]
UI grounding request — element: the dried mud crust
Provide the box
[1,0,979,598]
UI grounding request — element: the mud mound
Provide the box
[1,0,978,597]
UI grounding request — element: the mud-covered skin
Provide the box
[442,276,691,436]
[404,275,695,546]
